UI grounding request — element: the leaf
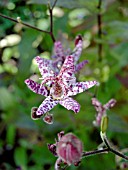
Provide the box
[105,21,128,43]
[111,42,128,67]
[17,29,38,81]
[108,112,128,133]
[0,87,16,110]
[14,147,28,168]
[6,125,16,145]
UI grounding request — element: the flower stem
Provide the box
[101,132,128,160]
[97,0,103,62]
[82,148,109,158]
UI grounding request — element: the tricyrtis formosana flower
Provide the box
[25,55,97,119]
[47,131,83,170]
[92,98,116,127]
[36,35,88,75]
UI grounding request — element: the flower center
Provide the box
[50,82,64,100]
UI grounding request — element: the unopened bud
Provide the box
[31,107,41,120]
[43,113,53,124]
[56,133,83,165]
[75,35,82,46]
[101,115,109,133]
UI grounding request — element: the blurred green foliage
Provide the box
[0,0,128,169]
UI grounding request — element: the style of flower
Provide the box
[47,131,83,170]
[37,35,88,75]
[92,98,116,127]
[25,55,97,119]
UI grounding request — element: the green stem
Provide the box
[82,148,109,157]
[101,132,128,161]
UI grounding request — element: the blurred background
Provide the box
[0,0,128,169]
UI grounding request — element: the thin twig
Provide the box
[0,13,49,34]
[52,0,58,10]
[97,0,103,62]
[48,4,56,42]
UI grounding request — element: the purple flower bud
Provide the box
[47,143,57,156]
[31,107,41,120]
[43,113,53,124]
[75,35,82,46]
[56,133,83,165]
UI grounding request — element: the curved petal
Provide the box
[24,79,49,97]
[72,35,83,64]
[75,60,88,73]
[35,56,54,78]
[103,99,116,109]
[59,97,80,113]
[68,81,98,96]
[54,41,65,58]
[59,55,75,80]
[36,96,59,116]
[91,97,103,114]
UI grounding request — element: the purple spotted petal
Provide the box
[54,41,65,58]
[24,79,49,97]
[35,56,54,78]
[92,98,103,113]
[75,60,88,73]
[103,99,116,109]
[36,96,59,116]
[68,81,98,96]
[59,97,80,113]
[59,55,75,80]
[72,36,83,64]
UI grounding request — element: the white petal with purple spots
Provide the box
[67,81,98,96]
[59,97,80,113]
[24,79,49,97]
[35,56,54,78]
[36,96,59,116]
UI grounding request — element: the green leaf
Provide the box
[6,125,16,145]
[17,29,38,81]
[105,21,128,43]
[108,113,128,133]
[0,87,16,110]
[14,147,28,169]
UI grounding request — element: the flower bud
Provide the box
[56,133,83,165]
[43,113,53,124]
[31,107,41,120]
[75,35,82,46]
[101,115,109,133]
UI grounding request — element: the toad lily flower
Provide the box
[37,35,88,75]
[47,131,83,170]
[92,98,116,127]
[25,55,97,119]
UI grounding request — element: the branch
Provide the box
[0,13,49,34]
[82,148,109,158]
[52,0,58,10]
[48,3,56,42]
[97,0,103,62]
[0,11,56,43]
[101,132,128,161]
